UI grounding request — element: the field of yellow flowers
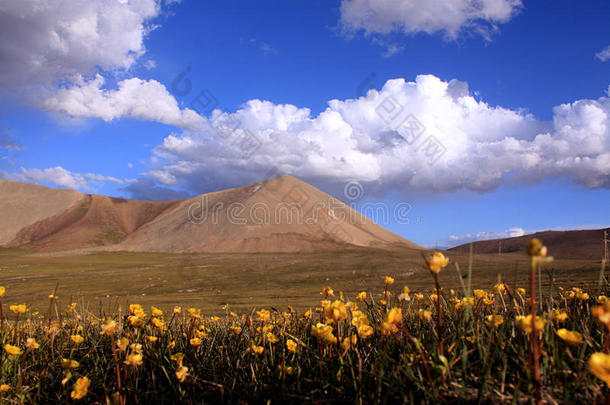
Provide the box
[0,240,609,404]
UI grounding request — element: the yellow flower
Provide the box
[61,371,72,386]
[101,319,117,336]
[341,335,357,351]
[186,308,201,319]
[593,303,610,326]
[311,323,337,344]
[556,329,583,346]
[26,337,40,349]
[129,304,147,319]
[398,290,411,301]
[321,286,334,297]
[303,309,312,319]
[147,336,158,343]
[0,384,9,392]
[0,286,5,297]
[425,252,449,274]
[286,339,297,353]
[176,365,189,382]
[61,358,80,369]
[526,238,544,256]
[9,304,27,314]
[414,293,424,300]
[256,309,271,322]
[379,321,398,336]
[266,332,279,344]
[357,324,374,338]
[552,310,569,323]
[429,293,438,302]
[598,296,610,304]
[4,344,22,356]
[473,289,488,299]
[356,291,367,301]
[279,365,293,375]
[387,307,402,325]
[492,283,505,293]
[486,315,504,328]
[130,343,143,354]
[128,315,144,328]
[351,310,369,328]
[250,343,264,354]
[526,238,553,263]
[124,353,143,367]
[170,352,184,366]
[516,315,546,334]
[323,300,347,323]
[70,335,84,345]
[173,306,182,314]
[230,326,242,335]
[151,306,163,317]
[190,337,202,347]
[384,276,395,285]
[589,352,610,387]
[70,376,90,400]
[418,309,432,321]
[116,337,128,351]
[151,317,165,329]
[517,288,526,295]
[66,302,77,312]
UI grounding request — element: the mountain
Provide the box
[0,176,421,253]
[448,228,609,260]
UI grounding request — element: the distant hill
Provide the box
[449,228,609,260]
[0,176,421,253]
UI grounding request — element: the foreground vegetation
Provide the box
[0,242,609,403]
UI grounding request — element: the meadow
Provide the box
[0,243,608,403]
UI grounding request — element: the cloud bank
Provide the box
[0,0,159,90]
[0,0,203,130]
[146,75,610,196]
[1,166,124,191]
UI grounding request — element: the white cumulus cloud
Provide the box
[43,74,206,132]
[146,75,610,195]
[0,0,203,131]
[0,0,160,90]
[339,0,523,40]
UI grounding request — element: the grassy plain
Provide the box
[0,247,602,314]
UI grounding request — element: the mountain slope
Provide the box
[114,175,420,253]
[0,176,421,253]
[448,228,608,260]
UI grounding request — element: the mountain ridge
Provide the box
[0,176,422,253]
[448,228,608,260]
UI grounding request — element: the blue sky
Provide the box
[0,0,609,247]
